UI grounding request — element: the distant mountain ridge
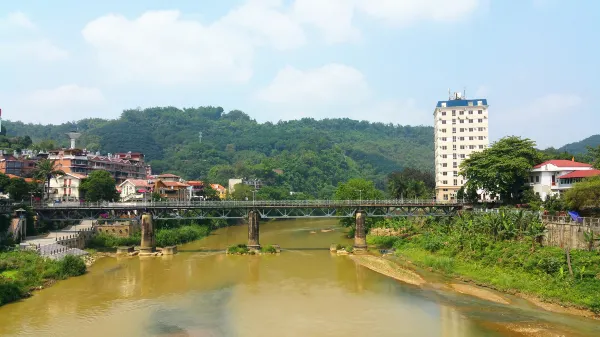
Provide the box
[558,135,600,154]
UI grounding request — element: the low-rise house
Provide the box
[187,181,205,200]
[529,159,599,200]
[154,179,189,201]
[48,173,86,202]
[119,179,152,201]
[210,184,227,199]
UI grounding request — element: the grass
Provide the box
[88,225,210,249]
[0,252,86,306]
[365,213,600,313]
[260,245,277,254]
[227,244,250,255]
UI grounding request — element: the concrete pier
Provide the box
[248,210,260,250]
[353,211,367,252]
[139,214,156,255]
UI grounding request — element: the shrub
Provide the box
[59,255,86,277]
[366,235,400,249]
[227,244,250,255]
[345,245,354,253]
[261,245,277,254]
[0,279,26,306]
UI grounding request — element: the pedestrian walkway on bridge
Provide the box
[20,220,94,259]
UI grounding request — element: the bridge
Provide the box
[34,199,464,252]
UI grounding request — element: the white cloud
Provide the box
[257,63,370,105]
[293,0,359,44]
[82,1,308,85]
[494,93,583,147]
[15,85,106,123]
[0,12,68,62]
[355,0,481,26]
[255,63,429,124]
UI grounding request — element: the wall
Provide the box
[542,217,600,250]
[95,220,140,238]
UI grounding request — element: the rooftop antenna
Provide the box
[66,131,81,149]
[463,87,466,99]
[448,88,451,100]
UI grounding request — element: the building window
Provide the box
[452,128,456,133]
[459,111,464,115]
[460,145,465,149]
[442,120,446,124]
[468,101,473,106]
[460,154,465,159]
[442,172,447,176]
[479,145,484,149]
[442,180,448,185]
[442,154,447,158]
[442,163,447,167]
[478,136,485,140]
[459,137,465,141]
[441,137,447,141]
[477,101,482,106]
[453,162,457,168]
[478,127,485,131]
[452,119,456,124]
[460,128,464,132]
[442,111,446,115]
[468,110,473,115]
[478,109,483,114]
[453,179,458,185]
[469,128,474,132]
[452,136,457,142]
[452,110,456,116]
[441,128,446,133]
[469,136,474,140]
[535,176,539,183]
[459,119,465,124]
[478,119,483,123]
[469,145,475,149]
[468,119,473,123]
[453,154,457,159]
[441,146,447,150]
[453,171,458,177]
[452,145,457,150]
[441,103,447,108]
[443,194,449,200]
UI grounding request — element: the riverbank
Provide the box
[88,224,211,249]
[0,251,86,306]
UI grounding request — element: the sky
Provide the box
[0,0,598,148]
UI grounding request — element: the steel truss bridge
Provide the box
[33,200,464,222]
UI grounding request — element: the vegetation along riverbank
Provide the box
[0,252,86,306]
[89,223,211,249]
[366,211,600,316]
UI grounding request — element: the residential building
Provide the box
[529,160,600,200]
[228,178,242,193]
[187,181,205,200]
[434,92,489,201]
[0,151,40,177]
[154,173,189,201]
[228,178,262,194]
[48,149,147,183]
[48,173,86,202]
[210,184,227,199]
[119,179,152,201]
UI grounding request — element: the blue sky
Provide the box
[0,0,598,148]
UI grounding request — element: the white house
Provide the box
[119,179,152,201]
[529,160,599,200]
[49,173,86,202]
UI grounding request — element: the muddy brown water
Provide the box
[0,219,598,337]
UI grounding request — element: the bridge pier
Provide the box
[139,213,156,255]
[248,210,260,250]
[353,211,367,252]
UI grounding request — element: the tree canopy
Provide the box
[387,168,434,199]
[80,170,119,202]
[460,136,543,203]
[563,176,600,210]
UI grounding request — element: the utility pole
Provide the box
[252,190,257,207]
[198,131,202,144]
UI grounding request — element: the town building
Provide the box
[153,173,189,201]
[433,92,489,201]
[47,149,147,183]
[228,178,262,194]
[48,173,86,202]
[210,184,227,199]
[187,181,205,200]
[0,150,41,177]
[529,160,600,200]
[118,179,152,202]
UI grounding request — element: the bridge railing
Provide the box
[33,199,464,209]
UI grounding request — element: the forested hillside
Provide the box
[4,107,434,195]
[559,135,600,154]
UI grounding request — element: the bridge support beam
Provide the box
[140,213,156,255]
[354,211,367,252]
[248,210,260,250]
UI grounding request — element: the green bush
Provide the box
[59,255,86,277]
[366,235,400,249]
[0,278,26,306]
[345,245,354,253]
[227,244,250,255]
[261,245,277,254]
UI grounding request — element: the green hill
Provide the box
[559,135,600,154]
[3,107,434,196]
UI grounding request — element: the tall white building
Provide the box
[434,92,489,201]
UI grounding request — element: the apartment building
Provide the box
[48,149,147,183]
[529,159,600,200]
[434,92,489,201]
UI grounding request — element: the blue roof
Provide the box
[436,99,488,108]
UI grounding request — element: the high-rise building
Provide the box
[434,91,489,201]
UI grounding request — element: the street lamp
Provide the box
[252,190,257,206]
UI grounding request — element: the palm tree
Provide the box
[33,159,65,201]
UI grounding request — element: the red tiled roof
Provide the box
[558,169,600,179]
[122,179,151,187]
[157,173,180,178]
[533,160,592,169]
[66,173,87,180]
[210,184,226,192]
[187,181,204,186]
[160,181,189,187]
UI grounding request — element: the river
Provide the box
[0,219,598,337]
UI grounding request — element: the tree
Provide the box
[585,145,600,169]
[33,159,65,200]
[388,168,434,199]
[7,178,31,201]
[460,136,542,203]
[0,173,10,193]
[563,176,600,210]
[79,170,119,202]
[202,185,220,201]
[334,178,385,233]
[230,183,254,201]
